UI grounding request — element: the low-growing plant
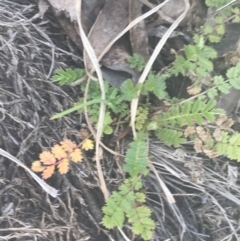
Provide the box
[32,1,240,239]
[48,57,240,239]
[102,135,155,240]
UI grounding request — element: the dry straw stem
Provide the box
[71,0,172,86]
[130,0,190,208]
[95,0,172,67]
[131,0,190,137]
[0,148,58,198]
[71,1,174,156]
[149,162,175,204]
[216,0,239,12]
[75,0,187,208]
[74,0,124,157]
[75,0,109,200]
[74,11,128,241]
[150,142,240,240]
[71,1,175,157]
[140,0,175,23]
[73,2,172,240]
[73,0,173,199]
[147,134,175,205]
[83,78,124,157]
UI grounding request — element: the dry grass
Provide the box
[0,1,240,241]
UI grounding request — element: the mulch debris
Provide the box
[0,0,240,241]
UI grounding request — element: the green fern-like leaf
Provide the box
[214,75,231,94]
[103,147,151,235]
[232,15,240,23]
[102,190,131,228]
[128,53,146,71]
[203,24,214,35]
[215,15,224,24]
[184,44,199,59]
[226,63,240,89]
[127,206,155,240]
[52,68,85,86]
[156,99,224,127]
[155,128,186,147]
[171,56,187,75]
[226,133,240,161]
[102,206,125,228]
[208,33,222,43]
[90,110,113,134]
[136,106,149,130]
[207,88,218,99]
[193,34,205,49]
[135,192,146,202]
[102,176,155,240]
[78,80,130,134]
[102,112,113,135]
[215,132,240,161]
[144,74,168,99]
[102,215,116,229]
[123,135,149,177]
[120,79,142,101]
[170,43,217,79]
[216,24,226,35]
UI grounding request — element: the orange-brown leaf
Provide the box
[31,161,45,172]
[39,151,56,165]
[196,126,213,142]
[60,139,77,152]
[203,147,219,158]
[213,128,222,141]
[184,126,196,137]
[194,138,203,153]
[216,115,234,129]
[70,148,82,163]
[82,139,94,151]
[51,144,67,160]
[57,158,69,174]
[42,165,55,179]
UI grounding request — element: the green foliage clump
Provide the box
[50,2,240,238]
[155,128,186,147]
[170,35,217,82]
[51,57,240,158]
[52,68,85,86]
[102,136,155,240]
[147,99,223,147]
[135,105,149,130]
[215,132,240,161]
[127,53,146,71]
[206,62,240,98]
[203,1,240,43]
[156,99,222,127]
[144,73,168,99]
[79,80,129,134]
[120,79,142,101]
[51,57,168,135]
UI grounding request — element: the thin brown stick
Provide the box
[130,0,190,137]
